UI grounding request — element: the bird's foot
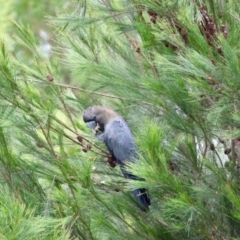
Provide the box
[94,123,101,134]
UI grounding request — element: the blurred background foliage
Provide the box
[0,0,240,239]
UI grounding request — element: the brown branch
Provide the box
[89,188,151,240]
[25,78,126,100]
[101,0,159,77]
[50,115,109,155]
[21,98,56,156]
[56,80,78,133]
[50,126,109,157]
[38,123,56,156]
[21,78,162,109]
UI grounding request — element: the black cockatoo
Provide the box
[83,106,150,211]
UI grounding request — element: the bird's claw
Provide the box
[94,123,101,134]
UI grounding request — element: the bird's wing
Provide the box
[103,117,138,165]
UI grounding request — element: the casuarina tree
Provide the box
[0,0,240,239]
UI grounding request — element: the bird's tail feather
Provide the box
[121,167,151,211]
[131,188,151,211]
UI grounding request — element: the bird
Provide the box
[83,105,150,211]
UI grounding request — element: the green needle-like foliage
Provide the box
[0,0,240,239]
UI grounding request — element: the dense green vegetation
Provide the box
[0,0,240,239]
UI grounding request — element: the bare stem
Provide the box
[101,0,159,77]
[50,115,110,155]
[22,78,161,109]
[50,126,109,157]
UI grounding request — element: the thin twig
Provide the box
[50,115,109,155]
[39,123,56,156]
[89,188,151,240]
[21,78,161,109]
[14,91,56,155]
[25,78,126,100]
[50,126,108,157]
[101,0,159,77]
[57,82,78,133]
[213,149,224,168]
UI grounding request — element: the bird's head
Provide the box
[83,106,118,132]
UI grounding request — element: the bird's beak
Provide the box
[86,121,97,129]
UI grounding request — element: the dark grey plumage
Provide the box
[83,106,150,211]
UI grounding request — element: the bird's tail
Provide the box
[131,188,151,211]
[121,167,151,211]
